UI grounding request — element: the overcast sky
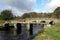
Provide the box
[0,0,60,16]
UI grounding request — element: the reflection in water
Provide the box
[0,26,28,40]
[28,24,44,40]
[0,24,44,40]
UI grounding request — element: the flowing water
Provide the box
[0,24,44,40]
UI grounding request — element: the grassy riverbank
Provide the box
[33,23,60,40]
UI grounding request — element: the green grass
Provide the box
[33,23,60,40]
[0,20,5,24]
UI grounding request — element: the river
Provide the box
[0,24,44,40]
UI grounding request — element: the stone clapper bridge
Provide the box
[10,18,54,36]
[0,18,57,40]
[11,18,54,30]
